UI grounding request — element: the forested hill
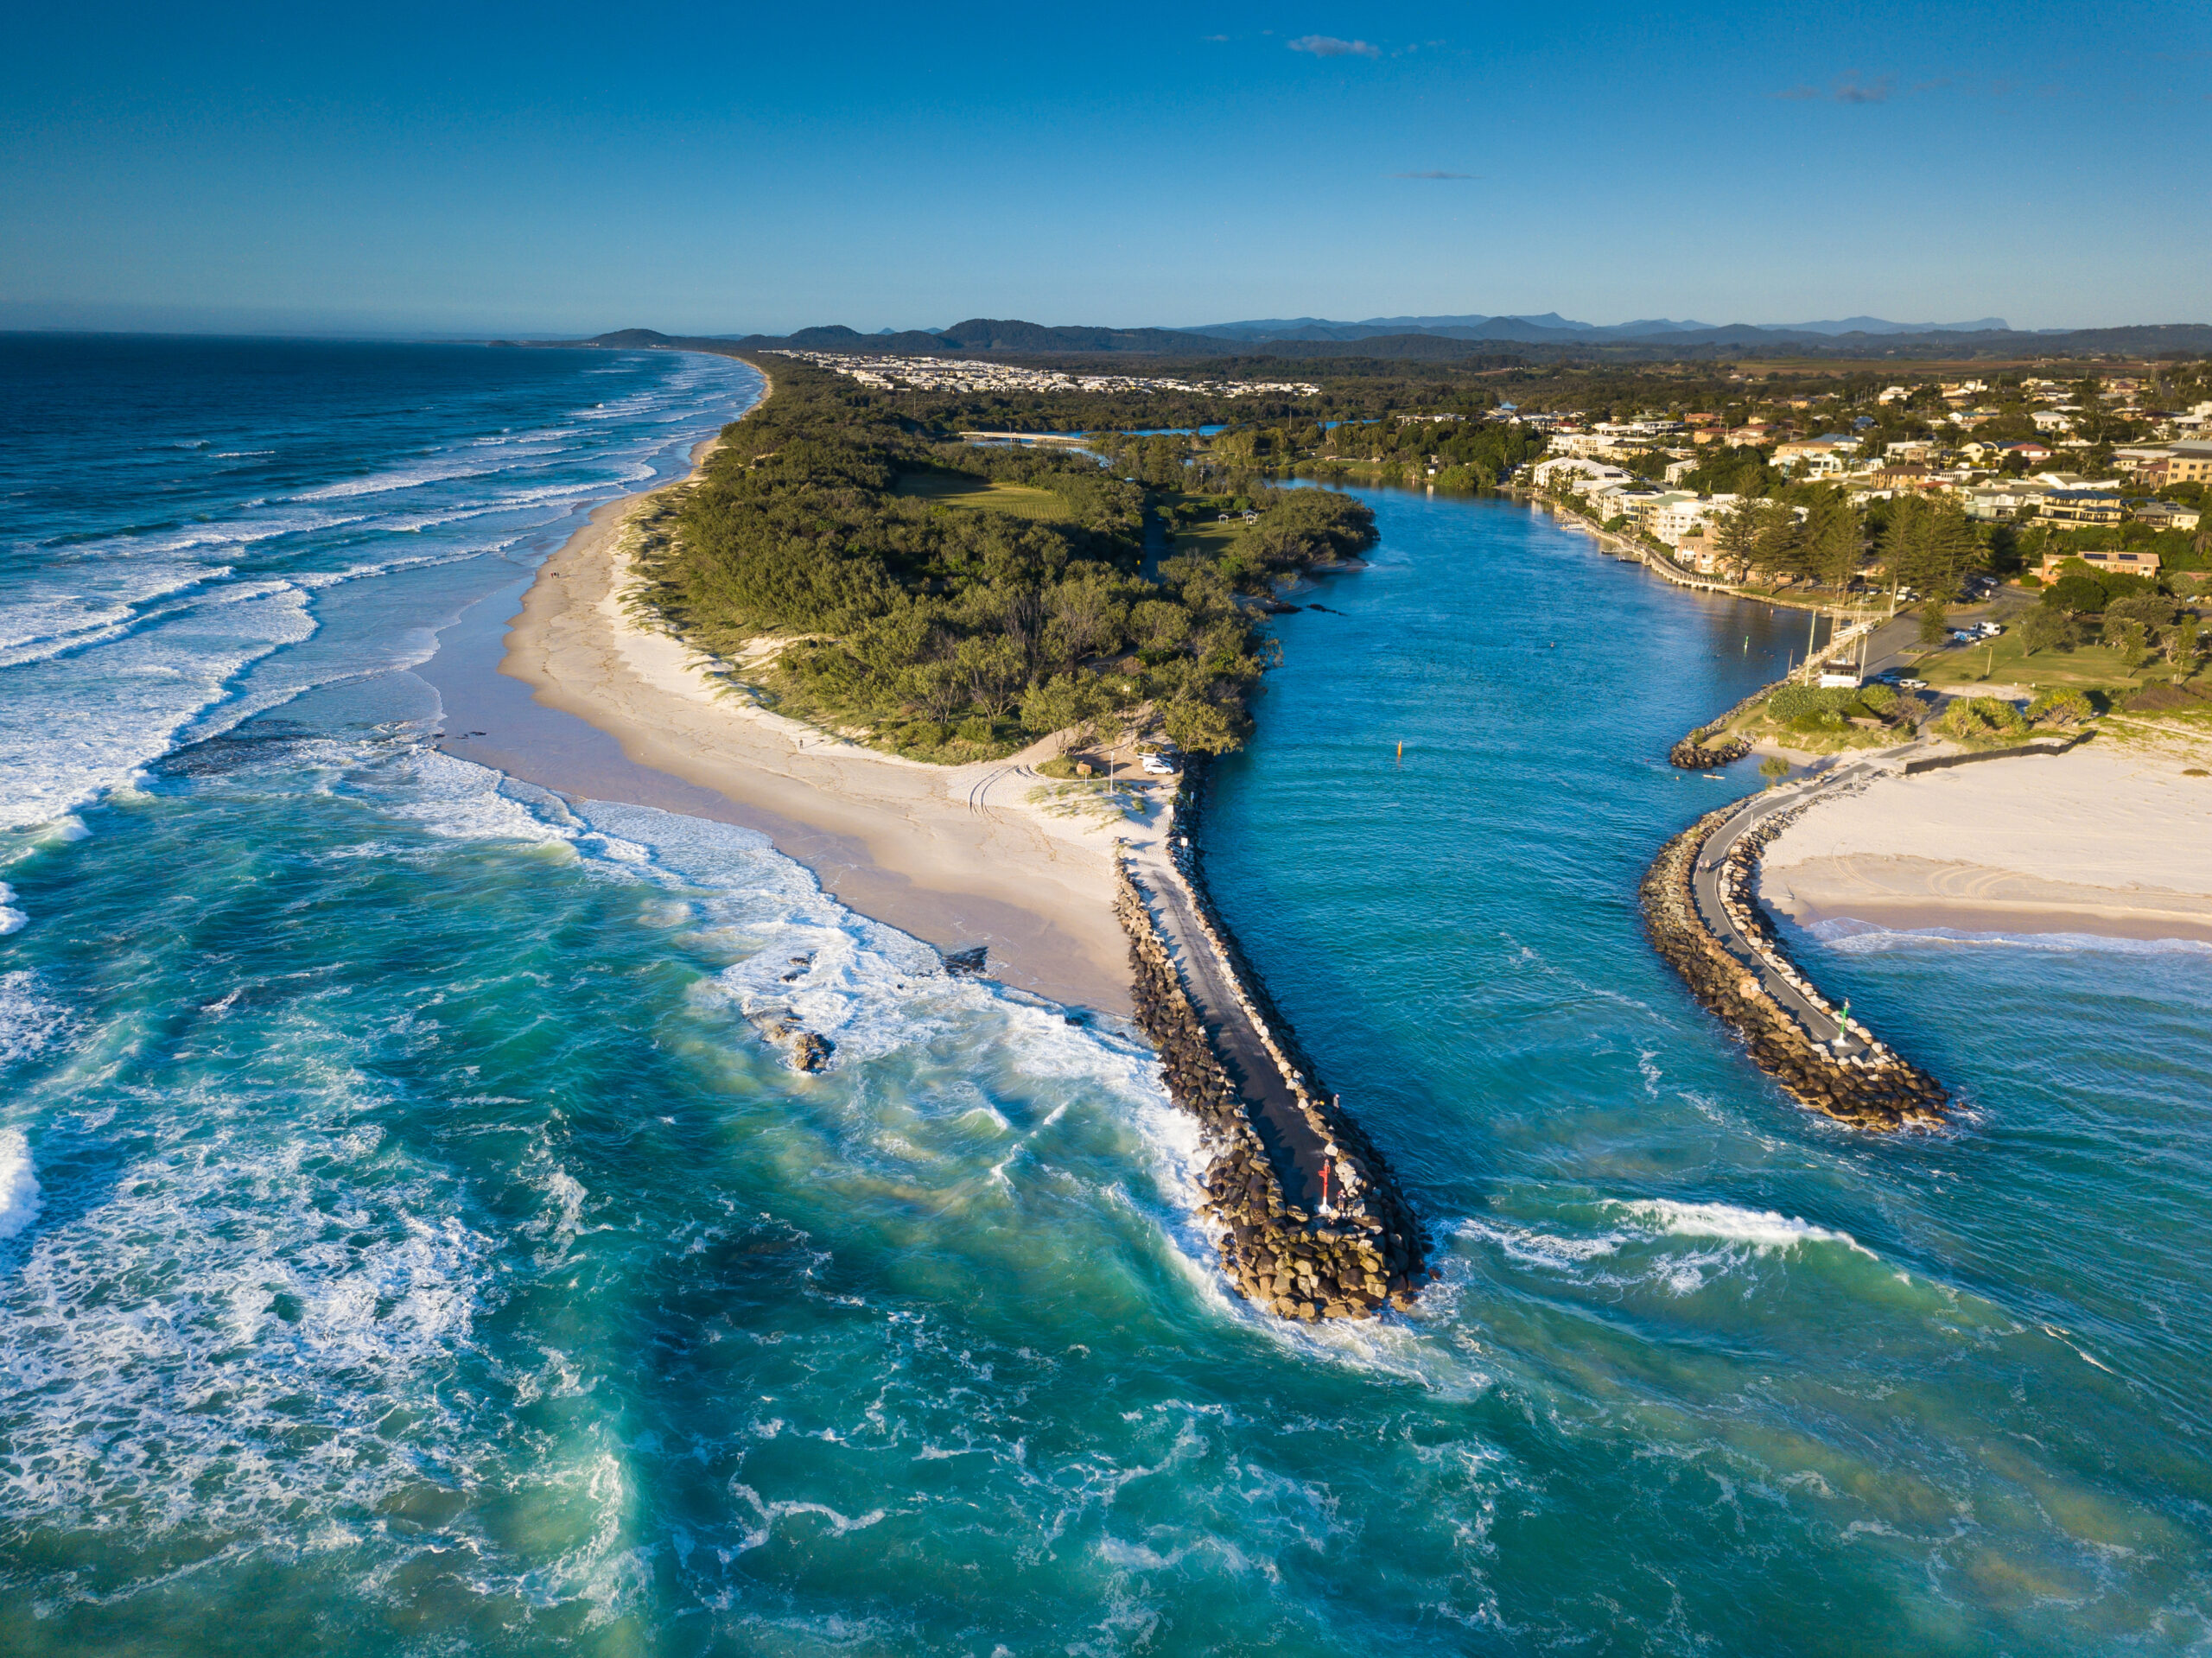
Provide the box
[642,355,1378,763]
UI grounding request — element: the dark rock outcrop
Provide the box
[1669,734,1751,769]
[747,1006,835,1073]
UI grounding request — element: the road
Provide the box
[1123,837,1332,1210]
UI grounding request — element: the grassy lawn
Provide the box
[1162,518,1246,556]
[892,472,1074,522]
[1909,630,2160,697]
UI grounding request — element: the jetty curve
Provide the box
[1643,754,1949,1131]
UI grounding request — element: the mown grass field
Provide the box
[1912,629,2170,696]
[892,472,1074,522]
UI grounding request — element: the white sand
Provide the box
[499,443,1161,1015]
[1761,734,2212,942]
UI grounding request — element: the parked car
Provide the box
[1141,754,1177,777]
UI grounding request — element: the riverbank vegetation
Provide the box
[643,358,1376,762]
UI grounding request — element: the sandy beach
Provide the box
[491,433,1149,1016]
[1760,733,2212,943]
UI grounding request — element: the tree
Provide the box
[1882,495,1980,600]
[1163,696,1244,755]
[1807,497,1865,589]
[1751,502,1808,582]
[1917,598,1949,646]
[956,635,1025,719]
[2018,606,2078,657]
[2026,688,2094,727]
[2160,614,2202,673]
[1716,498,1760,581]
[1020,671,1110,738]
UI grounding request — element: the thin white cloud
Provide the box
[1289,35,1381,59]
[1773,72,1899,104]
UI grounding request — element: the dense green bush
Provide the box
[1768,684,1888,722]
[2026,688,2094,727]
[1766,679,1915,735]
[648,358,1375,758]
[1936,696,2031,741]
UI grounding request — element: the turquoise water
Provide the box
[2,345,2208,1653]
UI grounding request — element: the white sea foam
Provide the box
[1613,1198,1872,1257]
[0,1129,39,1239]
[375,750,584,850]
[1808,918,2212,958]
[291,458,515,502]
[0,882,22,936]
[1459,1217,1625,1268]
[0,1094,493,1537]
[0,580,316,829]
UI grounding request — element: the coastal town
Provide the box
[1520,370,2209,580]
[769,346,1322,400]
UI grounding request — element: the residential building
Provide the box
[2167,442,2212,485]
[1586,479,1668,522]
[2038,549,2162,580]
[2133,500,2202,531]
[1645,491,1742,549]
[1961,482,2048,520]
[1773,435,1858,476]
[1531,456,1631,492]
[2038,491,2125,526]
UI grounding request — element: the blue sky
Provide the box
[2,1,2205,335]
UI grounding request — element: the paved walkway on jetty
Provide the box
[1692,752,1916,1055]
[1123,839,1332,1209]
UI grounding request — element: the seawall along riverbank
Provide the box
[1116,773,1427,1320]
[1643,773,1949,1132]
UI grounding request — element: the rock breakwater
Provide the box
[1115,820,1427,1320]
[1642,802,1948,1131]
[1669,733,1751,769]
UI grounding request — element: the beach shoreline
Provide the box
[480,375,1146,1016]
[1759,738,2212,947]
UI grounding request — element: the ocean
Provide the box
[1,336,2207,1655]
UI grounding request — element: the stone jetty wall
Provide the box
[1669,733,1751,769]
[1641,804,1949,1131]
[1114,829,1427,1320]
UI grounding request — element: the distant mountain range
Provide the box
[1186,313,2018,343]
[562,315,2212,363]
